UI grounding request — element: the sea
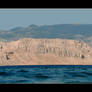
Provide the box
[0,65,92,84]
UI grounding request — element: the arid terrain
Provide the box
[0,38,92,66]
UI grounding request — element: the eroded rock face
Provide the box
[0,38,92,65]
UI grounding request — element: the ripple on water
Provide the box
[34,73,51,79]
[0,71,14,76]
[17,69,29,73]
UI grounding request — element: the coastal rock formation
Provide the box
[0,38,92,65]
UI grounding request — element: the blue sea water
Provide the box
[0,65,92,84]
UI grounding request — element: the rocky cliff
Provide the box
[0,38,92,65]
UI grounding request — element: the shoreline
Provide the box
[0,65,92,68]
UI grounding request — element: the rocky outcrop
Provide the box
[0,38,92,65]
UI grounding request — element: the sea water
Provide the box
[0,65,92,84]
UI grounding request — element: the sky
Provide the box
[0,9,92,30]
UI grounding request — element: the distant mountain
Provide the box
[10,27,24,31]
[0,24,92,46]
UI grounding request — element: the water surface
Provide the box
[0,65,92,84]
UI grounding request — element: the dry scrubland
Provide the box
[0,38,92,66]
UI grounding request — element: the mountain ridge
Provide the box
[0,24,92,46]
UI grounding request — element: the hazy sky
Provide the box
[0,9,92,30]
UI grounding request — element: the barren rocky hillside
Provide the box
[0,38,92,65]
